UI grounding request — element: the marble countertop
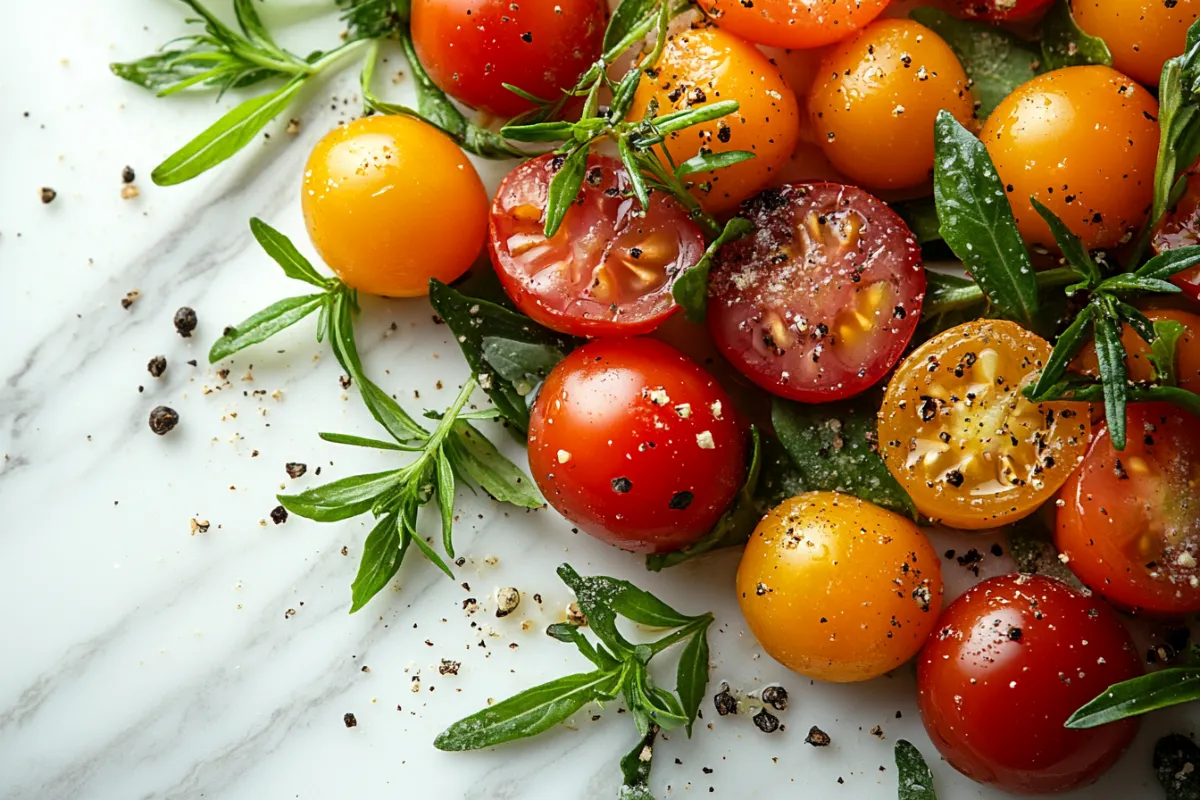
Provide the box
[0,2,1193,799]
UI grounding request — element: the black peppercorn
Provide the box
[753,708,779,733]
[147,355,167,378]
[270,505,288,525]
[148,406,179,435]
[174,307,198,337]
[805,725,831,747]
[761,685,788,711]
[713,685,737,716]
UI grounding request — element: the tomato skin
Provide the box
[695,0,889,49]
[1073,308,1200,393]
[301,116,487,298]
[527,339,747,554]
[707,183,926,402]
[488,154,705,337]
[627,28,800,215]
[918,574,1142,794]
[980,66,1159,252]
[737,492,942,683]
[1152,167,1200,300]
[410,0,605,117]
[808,19,976,192]
[1057,403,1200,615]
[1073,0,1200,88]
[953,0,1053,21]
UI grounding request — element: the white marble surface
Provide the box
[0,2,1194,799]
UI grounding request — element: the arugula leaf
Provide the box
[772,397,916,518]
[1155,734,1200,800]
[349,513,409,613]
[1133,244,1200,282]
[278,470,402,522]
[1066,667,1200,729]
[933,111,1039,325]
[319,431,416,452]
[895,740,938,800]
[547,622,619,670]
[1039,0,1112,71]
[672,217,755,323]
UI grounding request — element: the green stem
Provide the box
[644,616,712,656]
[639,150,721,239]
[426,377,479,455]
[925,266,1083,316]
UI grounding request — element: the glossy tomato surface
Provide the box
[918,574,1142,794]
[1152,167,1200,299]
[695,0,890,49]
[1073,0,1200,87]
[1073,308,1200,393]
[302,115,488,298]
[808,19,975,192]
[628,28,800,215]
[737,492,943,683]
[1057,403,1200,615]
[527,338,747,554]
[980,66,1159,252]
[707,183,925,403]
[488,154,705,337]
[879,320,1092,529]
[410,0,605,117]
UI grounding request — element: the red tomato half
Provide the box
[918,574,1142,795]
[527,338,748,554]
[489,154,705,337]
[1151,166,1200,300]
[707,183,925,402]
[410,0,605,118]
[1057,403,1200,615]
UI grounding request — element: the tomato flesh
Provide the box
[489,155,705,337]
[918,574,1142,795]
[527,338,747,554]
[707,183,925,403]
[1057,403,1200,615]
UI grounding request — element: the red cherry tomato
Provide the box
[706,183,925,402]
[1057,403,1200,615]
[527,338,748,554]
[953,0,1053,21]
[489,154,706,337]
[410,0,605,118]
[918,574,1142,795]
[1152,166,1200,300]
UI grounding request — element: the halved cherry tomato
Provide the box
[488,154,705,337]
[1152,166,1200,300]
[737,491,943,683]
[918,574,1142,794]
[1057,403,1200,615]
[527,338,747,554]
[953,0,1053,21]
[410,0,606,118]
[1073,308,1200,393]
[1073,0,1200,88]
[694,0,890,49]
[302,115,487,298]
[878,320,1092,529]
[707,183,926,403]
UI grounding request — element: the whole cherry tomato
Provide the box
[1073,0,1200,87]
[918,574,1142,794]
[527,338,747,554]
[694,0,890,49]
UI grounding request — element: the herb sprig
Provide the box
[1066,647,1200,730]
[435,564,713,797]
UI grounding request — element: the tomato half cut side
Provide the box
[488,154,706,337]
[1057,402,1200,615]
[706,183,926,402]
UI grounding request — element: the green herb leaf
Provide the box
[1099,274,1184,295]
[1150,319,1188,385]
[605,0,658,53]
[350,513,409,613]
[1155,734,1200,800]
[671,217,754,323]
[499,120,578,143]
[1114,301,1157,345]
[909,8,1040,118]
[547,622,618,669]
[434,668,623,751]
[618,137,652,210]
[1027,304,1094,399]
[207,293,326,363]
[406,514,456,579]
[1066,668,1200,729]
[675,627,710,736]
[249,217,330,287]
[1092,299,1129,449]
[558,564,699,629]
[675,150,755,177]
[544,143,591,237]
[481,337,569,391]
[1134,244,1200,281]
[619,728,658,800]
[318,431,418,451]
[772,396,917,518]
[337,0,405,40]
[446,422,544,508]
[894,198,944,245]
[642,100,740,140]
[933,111,1039,325]
[895,740,939,800]
[435,448,456,557]
[278,469,402,522]
[1039,0,1112,71]
[1029,197,1101,286]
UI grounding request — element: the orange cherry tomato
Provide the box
[878,320,1092,530]
[628,27,800,215]
[737,492,943,683]
[980,66,1159,252]
[1073,0,1200,87]
[808,19,976,192]
[302,116,488,298]
[696,0,890,49]
[1073,308,1200,393]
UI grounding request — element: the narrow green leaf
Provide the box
[1039,0,1112,71]
[433,668,623,751]
[447,423,544,508]
[1150,319,1188,385]
[1114,301,1157,345]
[544,144,590,237]
[337,0,405,40]
[671,217,754,323]
[349,513,410,613]
[207,293,325,363]
[499,120,577,143]
[896,740,939,800]
[1135,245,1200,281]
[933,111,1038,325]
[642,683,689,732]
[675,150,755,177]
[1029,197,1101,286]
[1092,301,1129,450]
[319,431,419,451]
[676,627,710,736]
[546,623,617,669]
[1028,304,1095,399]
[619,728,658,800]
[1155,734,1200,800]
[558,564,700,629]
[1066,669,1200,729]
[618,137,651,210]
[435,448,456,558]
[1099,274,1184,295]
[648,100,739,138]
[405,513,456,580]
[232,0,287,57]
[249,218,329,287]
[605,0,658,52]
[277,469,402,522]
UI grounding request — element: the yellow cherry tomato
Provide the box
[628,27,800,215]
[980,66,1159,252]
[736,492,943,683]
[808,19,975,192]
[302,115,488,297]
[695,0,891,49]
[1073,0,1200,87]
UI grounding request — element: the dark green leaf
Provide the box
[1155,734,1200,800]
[447,422,544,508]
[1066,668,1200,728]
[349,513,410,613]
[1092,300,1129,449]
[1134,245,1200,281]
[337,0,405,40]
[544,143,590,237]
[546,623,618,669]
[433,668,623,751]
[675,627,710,736]
[319,431,419,451]
[1115,301,1157,345]
[277,470,402,522]
[895,740,938,800]
[933,111,1038,325]
[605,0,658,53]
[619,728,658,800]
[618,137,652,210]
[499,121,576,143]
[1029,197,1101,286]
[1028,304,1094,399]
[1151,319,1188,385]
[249,218,330,287]
[772,396,916,518]
[480,337,568,394]
[1039,0,1112,71]
[558,564,699,629]
[435,448,456,558]
[1025,380,1200,419]
[1099,274,1184,295]
[609,67,645,123]
[404,511,456,579]
[643,684,688,732]
[894,197,944,245]
[675,150,755,177]
[910,8,1041,118]
[671,217,754,323]
[232,0,285,56]
[207,293,325,363]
